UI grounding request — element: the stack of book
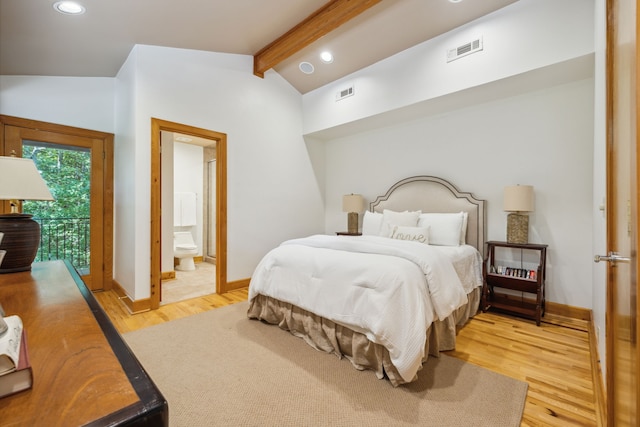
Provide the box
[0,315,33,398]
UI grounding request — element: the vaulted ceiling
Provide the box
[0,0,518,94]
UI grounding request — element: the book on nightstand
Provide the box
[0,327,33,398]
[0,315,23,375]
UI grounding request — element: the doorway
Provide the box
[150,118,227,310]
[0,115,114,290]
[161,132,217,305]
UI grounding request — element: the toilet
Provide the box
[174,231,198,271]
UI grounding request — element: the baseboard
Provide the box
[546,301,591,321]
[161,271,176,281]
[546,301,605,425]
[587,317,607,427]
[225,278,250,292]
[111,279,151,314]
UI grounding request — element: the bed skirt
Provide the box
[246,287,481,387]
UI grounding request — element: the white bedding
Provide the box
[248,234,483,383]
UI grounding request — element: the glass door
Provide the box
[22,142,92,276]
[4,125,106,290]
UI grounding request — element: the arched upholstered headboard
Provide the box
[370,176,486,257]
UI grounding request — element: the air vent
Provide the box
[446,36,483,63]
[336,85,354,101]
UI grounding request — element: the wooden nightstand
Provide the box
[482,241,548,326]
[336,232,362,236]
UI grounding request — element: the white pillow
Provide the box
[418,212,465,246]
[387,225,430,244]
[382,209,421,226]
[380,209,421,237]
[461,212,468,244]
[362,211,383,235]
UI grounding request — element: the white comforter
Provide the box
[248,234,482,383]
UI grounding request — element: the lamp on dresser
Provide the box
[503,185,534,244]
[0,155,54,273]
[342,194,364,235]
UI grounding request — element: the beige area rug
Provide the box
[124,301,527,427]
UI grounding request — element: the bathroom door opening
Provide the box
[150,118,227,310]
[160,135,217,306]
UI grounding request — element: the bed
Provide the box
[247,176,486,386]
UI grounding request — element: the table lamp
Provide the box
[342,194,364,234]
[503,185,534,244]
[0,156,54,273]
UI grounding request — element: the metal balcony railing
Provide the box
[34,217,90,271]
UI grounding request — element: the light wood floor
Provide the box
[94,288,598,427]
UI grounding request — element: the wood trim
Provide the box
[103,134,114,290]
[253,0,382,77]
[161,271,176,281]
[546,301,591,321]
[150,118,228,309]
[225,278,250,292]
[604,3,616,423]
[150,119,162,309]
[111,279,151,314]
[0,115,114,291]
[588,317,607,427]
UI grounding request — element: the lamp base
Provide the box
[506,213,529,244]
[0,214,41,274]
[347,212,359,235]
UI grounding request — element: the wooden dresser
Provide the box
[0,260,167,426]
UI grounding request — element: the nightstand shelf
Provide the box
[482,241,548,326]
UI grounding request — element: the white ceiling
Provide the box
[0,0,518,94]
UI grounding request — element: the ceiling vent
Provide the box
[446,36,483,63]
[299,62,314,74]
[336,85,354,101]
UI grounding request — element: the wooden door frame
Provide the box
[0,115,114,290]
[150,118,227,310]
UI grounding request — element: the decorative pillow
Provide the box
[387,225,429,244]
[417,212,465,246]
[362,211,383,235]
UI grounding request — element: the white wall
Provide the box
[113,49,140,298]
[303,0,594,135]
[0,76,114,132]
[114,45,325,299]
[303,0,596,309]
[161,131,175,273]
[320,79,594,309]
[591,0,608,380]
[0,0,601,313]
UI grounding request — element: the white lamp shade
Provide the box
[342,194,364,213]
[0,157,54,201]
[503,185,534,212]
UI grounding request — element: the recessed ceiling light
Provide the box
[175,136,193,143]
[448,0,463,3]
[320,51,334,64]
[53,1,86,15]
[299,62,315,74]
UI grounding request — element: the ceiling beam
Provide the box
[253,0,382,78]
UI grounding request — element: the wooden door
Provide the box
[0,116,114,291]
[604,0,639,424]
